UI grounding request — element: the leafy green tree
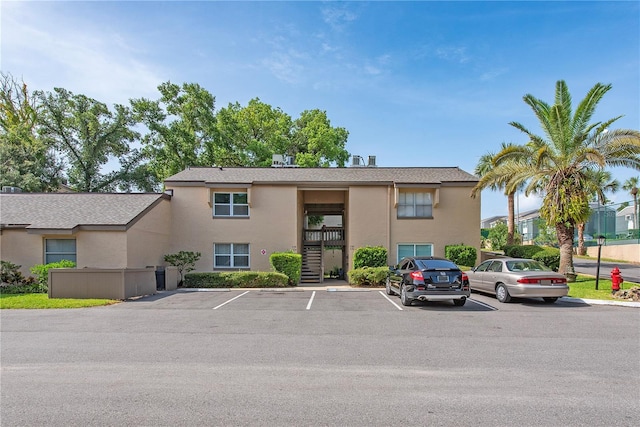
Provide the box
[487,221,509,251]
[37,88,146,192]
[490,80,640,274]
[0,73,62,191]
[532,218,558,247]
[164,251,201,286]
[132,82,217,182]
[214,98,292,166]
[291,109,350,167]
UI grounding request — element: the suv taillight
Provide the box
[410,271,424,281]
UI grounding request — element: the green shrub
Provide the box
[503,245,545,259]
[1,260,26,286]
[29,260,76,293]
[532,248,561,272]
[184,271,289,288]
[353,246,388,269]
[347,266,388,287]
[269,252,302,285]
[0,260,37,294]
[445,245,477,267]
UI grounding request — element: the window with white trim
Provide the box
[213,192,249,217]
[214,243,250,268]
[45,239,77,264]
[397,243,433,263]
[397,192,432,218]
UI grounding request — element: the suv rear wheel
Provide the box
[400,284,412,306]
[453,298,466,307]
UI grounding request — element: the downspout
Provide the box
[320,225,325,283]
[387,185,392,264]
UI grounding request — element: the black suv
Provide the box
[386,256,470,306]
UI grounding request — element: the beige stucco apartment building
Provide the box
[163,166,481,281]
[0,166,481,282]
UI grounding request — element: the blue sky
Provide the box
[2,1,639,219]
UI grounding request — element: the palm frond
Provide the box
[572,83,612,137]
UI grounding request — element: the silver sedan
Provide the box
[466,258,569,303]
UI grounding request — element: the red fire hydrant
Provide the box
[611,267,623,293]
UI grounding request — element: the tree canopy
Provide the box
[1,76,351,193]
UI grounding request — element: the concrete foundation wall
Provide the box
[49,268,156,299]
[165,266,179,291]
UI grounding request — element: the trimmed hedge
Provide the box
[353,246,388,269]
[347,266,388,287]
[184,271,290,288]
[445,245,477,267]
[269,252,302,285]
[532,248,561,272]
[503,245,545,259]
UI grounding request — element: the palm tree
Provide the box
[472,143,529,246]
[622,176,639,234]
[577,169,619,255]
[490,81,640,274]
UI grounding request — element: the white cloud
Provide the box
[480,67,510,81]
[321,5,358,31]
[434,46,470,64]
[1,3,165,106]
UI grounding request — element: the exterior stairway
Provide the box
[301,246,323,283]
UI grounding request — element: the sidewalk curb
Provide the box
[562,296,640,308]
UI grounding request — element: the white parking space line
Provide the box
[306,291,316,310]
[468,297,498,311]
[212,291,250,310]
[378,291,403,310]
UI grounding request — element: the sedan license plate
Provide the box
[540,279,551,285]
[437,275,450,283]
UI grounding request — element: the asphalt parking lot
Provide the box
[2,289,639,426]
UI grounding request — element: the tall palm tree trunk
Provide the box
[507,191,515,245]
[577,223,586,255]
[556,222,575,275]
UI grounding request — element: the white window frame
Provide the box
[397,192,433,218]
[44,238,77,264]
[396,243,433,263]
[213,192,249,217]
[214,243,250,269]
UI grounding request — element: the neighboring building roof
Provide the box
[616,205,636,216]
[481,215,508,227]
[0,193,170,233]
[164,166,479,186]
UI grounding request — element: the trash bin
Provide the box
[155,267,165,290]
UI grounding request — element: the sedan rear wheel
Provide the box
[543,297,558,303]
[385,278,394,295]
[496,283,511,303]
[400,285,412,306]
[453,298,466,307]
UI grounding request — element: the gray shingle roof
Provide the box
[165,167,478,185]
[0,193,168,231]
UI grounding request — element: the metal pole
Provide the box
[595,243,602,290]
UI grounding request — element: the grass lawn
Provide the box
[0,293,119,309]
[567,275,638,300]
